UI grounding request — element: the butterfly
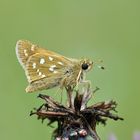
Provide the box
[16,40,93,93]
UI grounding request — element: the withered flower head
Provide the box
[30,87,123,140]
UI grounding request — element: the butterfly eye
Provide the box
[81,63,89,70]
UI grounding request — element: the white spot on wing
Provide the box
[39,72,42,76]
[41,74,46,78]
[24,49,28,56]
[54,71,58,74]
[49,65,56,72]
[49,67,54,72]
[31,45,35,51]
[58,61,63,65]
[40,58,45,64]
[37,69,40,73]
[32,63,36,69]
[51,65,56,68]
[49,56,53,61]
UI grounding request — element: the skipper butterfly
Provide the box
[16,40,93,93]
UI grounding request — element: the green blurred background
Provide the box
[0,0,139,139]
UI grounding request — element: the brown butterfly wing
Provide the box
[16,40,65,69]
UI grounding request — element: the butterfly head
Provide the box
[80,59,93,72]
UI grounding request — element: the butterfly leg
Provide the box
[80,81,100,102]
[80,80,91,91]
[81,80,100,94]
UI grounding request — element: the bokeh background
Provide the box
[0,0,139,139]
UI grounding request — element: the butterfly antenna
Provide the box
[97,65,105,70]
[94,59,105,70]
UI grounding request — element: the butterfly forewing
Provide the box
[16,40,67,67]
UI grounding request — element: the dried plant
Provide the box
[30,86,123,140]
